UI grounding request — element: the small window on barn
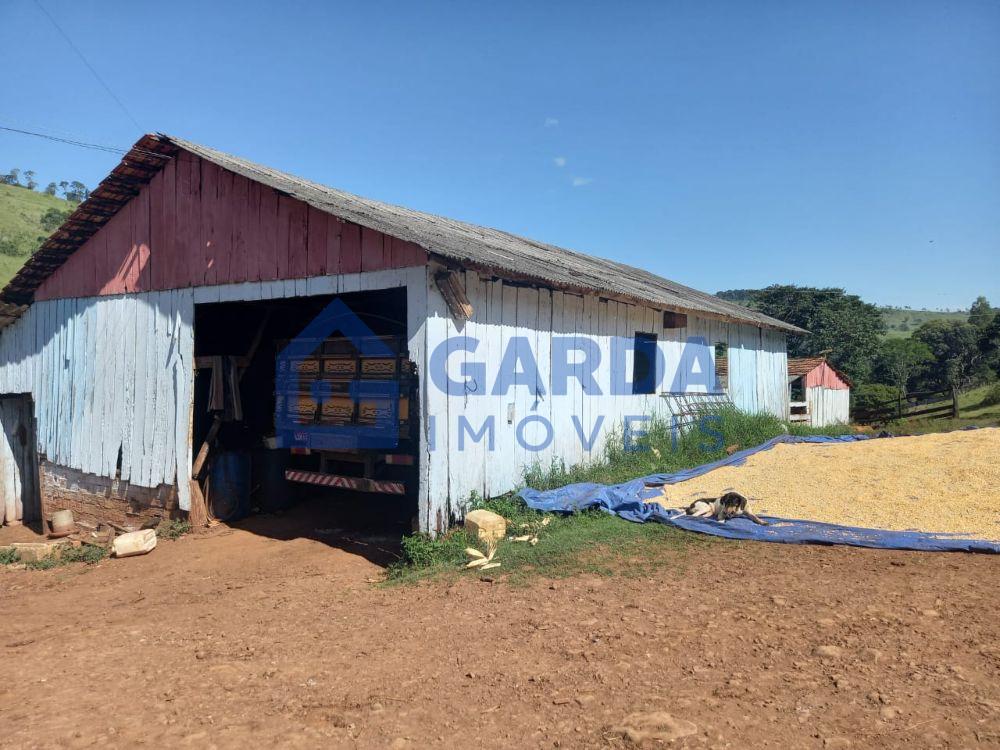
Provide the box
[714,342,728,391]
[663,311,688,329]
[632,332,658,395]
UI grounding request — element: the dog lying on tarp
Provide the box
[683,490,768,526]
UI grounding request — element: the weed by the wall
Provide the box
[22,543,107,570]
[59,543,108,565]
[157,519,191,541]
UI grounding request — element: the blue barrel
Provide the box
[252,448,292,512]
[209,451,251,521]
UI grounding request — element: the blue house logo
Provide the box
[275,298,400,450]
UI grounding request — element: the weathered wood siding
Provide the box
[34,151,427,302]
[0,268,427,519]
[419,271,789,530]
[725,326,790,418]
[0,290,195,510]
[806,386,850,426]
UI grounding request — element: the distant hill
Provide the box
[716,288,972,338]
[0,183,76,288]
[715,289,755,307]
[878,306,969,338]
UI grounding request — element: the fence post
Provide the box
[897,393,903,420]
[952,387,959,419]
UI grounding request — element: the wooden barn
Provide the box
[0,134,801,535]
[787,355,852,427]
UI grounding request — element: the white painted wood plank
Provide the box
[423,273,452,534]
[149,295,172,486]
[174,289,195,510]
[483,279,506,497]
[405,266,430,532]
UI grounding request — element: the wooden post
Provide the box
[188,479,209,529]
[952,386,959,419]
[190,312,271,480]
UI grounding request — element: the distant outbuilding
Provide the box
[787,354,851,427]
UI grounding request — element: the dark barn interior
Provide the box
[191,287,418,538]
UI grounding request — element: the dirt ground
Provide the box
[1,508,998,749]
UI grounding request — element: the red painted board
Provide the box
[99,204,130,294]
[167,153,196,290]
[148,167,165,290]
[213,168,234,284]
[287,199,308,278]
[305,206,328,277]
[340,221,361,274]
[200,159,220,286]
[229,173,249,284]
[360,227,386,272]
[275,195,292,280]
[258,186,279,281]
[243,180,261,282]
[158,159,177,289]
[325,216,342,276]
[127,188,151,292]
[390,237,427,268]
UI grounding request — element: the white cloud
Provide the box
[544,117,559,128]
[553,156,567,168]
[571,176,593,187]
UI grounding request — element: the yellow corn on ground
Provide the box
[649,428,1000,540]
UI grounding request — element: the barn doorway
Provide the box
[190,288,418,545]
[0,394,41,528]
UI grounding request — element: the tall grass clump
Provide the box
[522,407,851,491]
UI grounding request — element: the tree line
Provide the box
[1,167,90,202]
[717,285,1000,408]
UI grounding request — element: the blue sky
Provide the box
[1,0,997,309]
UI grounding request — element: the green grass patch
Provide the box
[386,498,710,586]
[0,546,19,565]
[0,183,76,287]
[388,408,849,584]
[156,519,191,541]
[19,543,108,570]
[886,382,1000,433]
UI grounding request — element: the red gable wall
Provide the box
[35,151,428,301]
[803,361,850,390]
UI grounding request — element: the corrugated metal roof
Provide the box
[0,133,805,333]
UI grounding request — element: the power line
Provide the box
[0,125,125,154]
[0,125,170,161]
[33,0,142,131]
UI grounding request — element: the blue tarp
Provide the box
[519,434,1000,554]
